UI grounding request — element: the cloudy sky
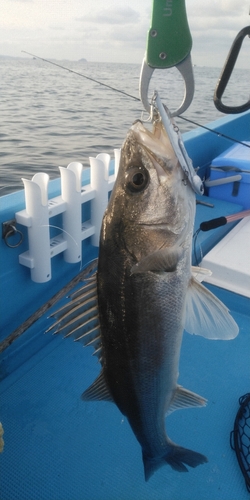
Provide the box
[1,0,249,68]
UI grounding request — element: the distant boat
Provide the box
[78,58,87,63]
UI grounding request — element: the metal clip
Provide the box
[214,26,250,114]
[140,54,195,117]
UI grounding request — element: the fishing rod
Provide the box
[200,209,250,231]
[192,208,250,265]
[22,50,250,149]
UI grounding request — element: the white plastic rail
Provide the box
[15,150,120,283]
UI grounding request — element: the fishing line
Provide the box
[22,50,250,149]
[21,51,140,102]
[178,116,250,149]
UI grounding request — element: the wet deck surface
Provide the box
[0,287,249,500]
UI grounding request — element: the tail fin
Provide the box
[165,445,208,472]
[143,445,208,481]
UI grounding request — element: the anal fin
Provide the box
[167,385,207,415]
[81,370,113,402]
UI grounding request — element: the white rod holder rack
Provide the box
[15,150,120,283]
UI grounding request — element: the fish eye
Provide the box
[125,166,149,193]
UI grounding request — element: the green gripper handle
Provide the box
[146,0,192,69]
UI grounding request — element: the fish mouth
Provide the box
[130,120,178,180]
[131,120,177,165]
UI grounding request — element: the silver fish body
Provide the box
[97,251,205,477]
[50,119,239,480]
[93,120,238,479]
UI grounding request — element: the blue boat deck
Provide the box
[1,110,250,499]
[0,286,249,500]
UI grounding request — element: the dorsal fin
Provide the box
[47,262,103,361]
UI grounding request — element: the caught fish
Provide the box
[49,117,239,480]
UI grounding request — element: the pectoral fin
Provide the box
[131,247,183,274]
[185,277,239,339]
[166,386,207,415]
[191,266,212,282]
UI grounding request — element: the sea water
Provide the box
[1,57,250,500]
[0,57,249,195]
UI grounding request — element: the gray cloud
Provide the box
[189,0,248,18]
[1,0,249,68]
[109,24,147,44]
[49,26,66,31]
[78,7,140,25]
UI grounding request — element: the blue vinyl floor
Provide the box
[0,285,249,500]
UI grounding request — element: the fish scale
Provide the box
[94,119,238,479]
[49,117,239,481]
